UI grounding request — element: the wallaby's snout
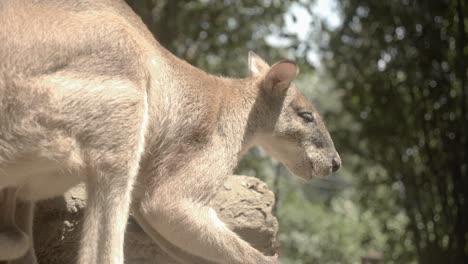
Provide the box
[331,152,341,173]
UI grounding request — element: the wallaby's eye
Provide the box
[298,112,315,123]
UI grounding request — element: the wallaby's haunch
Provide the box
[0,0,341,263]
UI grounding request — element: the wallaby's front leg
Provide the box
[138,195,278,264]
[73,85,149,264]
[0,188,29,262]
[10,200,37,264]
[132,209,217,264]
[78,137,147,263]
[79,169,136,264]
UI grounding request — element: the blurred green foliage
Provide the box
[127,0,467,263]
[127,0,293,76]
[320,0,468,263]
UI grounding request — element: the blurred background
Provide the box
[126,1,467,263]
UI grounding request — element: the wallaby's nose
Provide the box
[332,154,341,172]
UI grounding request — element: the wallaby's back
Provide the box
[0,0,155,84]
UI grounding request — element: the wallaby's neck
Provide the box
[214,76,262,159]
[146,51,263,164]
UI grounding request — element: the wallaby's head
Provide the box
[248,52,341,180]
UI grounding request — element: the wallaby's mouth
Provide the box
[279,148,328,180]
[303,149,340,179]
[308,160,318,180]
[261,138,340,179]
[307,162,330,180]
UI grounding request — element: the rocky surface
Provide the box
[33,175,278,264]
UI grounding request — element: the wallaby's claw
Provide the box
[275,245,282,255]
[0,226,30,261]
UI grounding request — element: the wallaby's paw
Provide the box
[0,226,29,261]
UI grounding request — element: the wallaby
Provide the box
[0,0,341,264]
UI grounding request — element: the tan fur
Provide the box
[0,0,340,264]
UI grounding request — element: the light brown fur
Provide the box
[0,0,340,263]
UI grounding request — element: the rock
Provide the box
[33,175,278,263]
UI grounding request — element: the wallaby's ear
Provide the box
[263,60,299,93]
[248,51,269,76]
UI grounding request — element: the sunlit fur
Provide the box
[0,1,339,264]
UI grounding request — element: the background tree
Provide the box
[319,0,468,263]
[126,0,294,75]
